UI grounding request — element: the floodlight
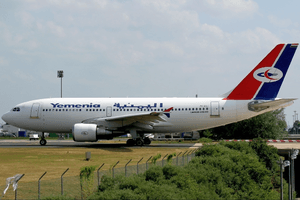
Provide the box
[283,160,290,167]
[57,70,64,78]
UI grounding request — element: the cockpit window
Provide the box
[12,107,20,112]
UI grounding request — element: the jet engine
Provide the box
[72,123,112,142]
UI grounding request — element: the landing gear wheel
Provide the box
[144,137,151,145]
[136,138,144,146]
[40,139,47,146]
[126,139,135,146]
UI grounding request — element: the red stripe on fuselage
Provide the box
[226,44,285,100]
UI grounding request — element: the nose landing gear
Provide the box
[39,132,47,146]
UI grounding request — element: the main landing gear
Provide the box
[126,137,152,146]
[39,132,47,146]
[126,137,151,146]
[126,129,152,146]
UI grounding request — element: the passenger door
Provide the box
[30,103,40,118]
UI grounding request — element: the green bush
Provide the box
[80,165,97,198]
[145,165,163,182]
[90,140,286,200]
[198,137,213,143]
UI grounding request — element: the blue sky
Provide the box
[1,0,300,127]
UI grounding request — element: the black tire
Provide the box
[136,138,144,146]
[126,139,135,146]
[144,137,151,145]
[40,139,47,146]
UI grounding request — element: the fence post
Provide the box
[187,150,193,164]
[112,161,119,178]
[193,148,198,158]
[15,174,25,200]
[146,156,152,170]
[97,163,105,187]
[137,158,143,174]
[125,159,132,177]
[182,151,188,166]
[61,168,69,196]
[176,152,182,166]
[162,154,168,167]
[38,172,47,200]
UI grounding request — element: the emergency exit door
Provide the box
[106,106,112,117]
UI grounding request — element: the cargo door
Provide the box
[30,103,40,118]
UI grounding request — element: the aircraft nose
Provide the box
[2,112,11,123]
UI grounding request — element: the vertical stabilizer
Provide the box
[225,43,298,100]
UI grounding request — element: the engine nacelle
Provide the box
[73,123,98,142]
[73,123,114,142]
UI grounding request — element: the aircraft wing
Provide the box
[82,108,173,130]
[249,98,296,112]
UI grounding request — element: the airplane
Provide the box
[1,43,298,146]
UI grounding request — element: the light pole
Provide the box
[278,158,290,200]
[57,70,63,98]
[290,149,299,200]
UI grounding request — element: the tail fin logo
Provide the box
[253,67,283,83]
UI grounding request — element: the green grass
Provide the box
[0,146,191,199]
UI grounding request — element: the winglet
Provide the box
[225,43,298,100]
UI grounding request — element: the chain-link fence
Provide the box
[0,150,198,199]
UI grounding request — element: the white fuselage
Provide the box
[2,97,280,134]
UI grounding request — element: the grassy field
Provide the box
[0,145,192,199]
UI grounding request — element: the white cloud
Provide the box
[13,69,34,82]
[201,23,225,39]
[47,21,66,38]
[19,11,35,28]
[0,57,9,66]
[186,0,258,18]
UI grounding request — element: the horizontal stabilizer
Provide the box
[248,98,296,112]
